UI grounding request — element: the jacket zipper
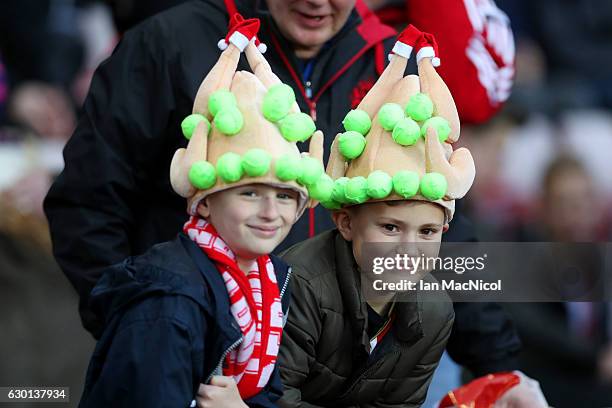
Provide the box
[304,83,317,121]
[280,266,292,300]
[305,81,313,99]
[205,337,243,384]
[195,337,243,407]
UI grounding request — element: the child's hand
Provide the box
[196,376,248,408]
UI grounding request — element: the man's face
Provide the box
[333,200,447,275]
[198,184,299,259]
[266,0,356,58]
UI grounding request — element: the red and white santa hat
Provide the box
[416,31,441,67]
[389,24,441,67]
[217,13,267,53]
[389,24,421,60]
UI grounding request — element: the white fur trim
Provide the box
[217,39,228,50]
[228,31,250,52]
[257,42,267,53]
[391,41,413,59]
[416,46,435,63]
[432,57,441,67]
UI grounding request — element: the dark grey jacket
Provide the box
[278,230,454,407]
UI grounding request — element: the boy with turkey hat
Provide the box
[78,15,326,407]
[277,24,548,408]
[276,24,475,407]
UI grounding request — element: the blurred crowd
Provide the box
[0,1,611,407]
[459,1,612,406]
[0,1,116,405]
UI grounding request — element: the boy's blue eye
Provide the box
[421,228,438,236]
[240,191,257,197]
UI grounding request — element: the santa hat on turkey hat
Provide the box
[217,13,267,53]
[389,24,441,67]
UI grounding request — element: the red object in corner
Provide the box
[438,372,521,408]
[376,0,515,125]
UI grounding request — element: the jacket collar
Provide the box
[332,231,424,350]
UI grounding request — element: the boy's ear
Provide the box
[442,223,449,233]
[196,199,211,219]
[332,209,354,241]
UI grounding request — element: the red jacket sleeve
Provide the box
[377,0,515,124]
[408,0,515,124]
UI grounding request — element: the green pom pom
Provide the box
[392,118,421,146]
[345,177,369,204]
[342,109,372,135]
[420,172,447,200]
[189,161,217,189]
[280,112,316,142]
[332,177,350,203]
[366,171,392,199]
[392,171,420,198]
[378,103,405,131]
[308,174,335,202]
[338,131,367,160]
[181,114,209,140]
[242,149,271,177]
[421,116,451,142]
[405,93,434,121]
[298,156,324,186]
[214,106,244,135]
[208,90,237,117]
[275,154,302,181]
[320,200,342,210]
[216,152,243,183]
[263,84,296,122]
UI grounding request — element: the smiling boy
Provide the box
[277,25,476,407]
[77,16,328,408]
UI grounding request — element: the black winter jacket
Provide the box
[79,233,292,407]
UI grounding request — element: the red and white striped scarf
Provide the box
[183,216,284,399]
